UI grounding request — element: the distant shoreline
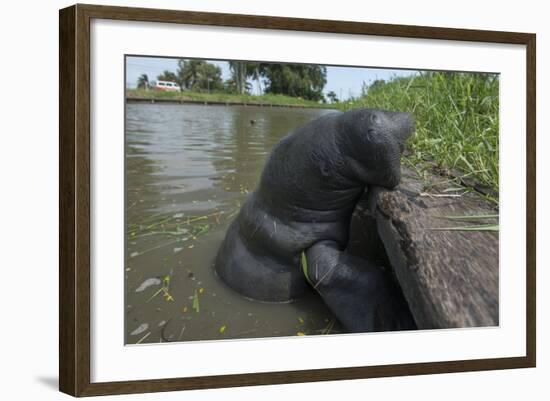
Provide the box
[126,96,335,109]
[126,89,336,110]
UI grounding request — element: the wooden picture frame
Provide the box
[59,3,536,397]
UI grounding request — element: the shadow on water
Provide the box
[125,103,341,344]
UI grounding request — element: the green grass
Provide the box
[340,72,499,192]
[127,89,333,109]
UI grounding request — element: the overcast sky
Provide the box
[126,56,417,100]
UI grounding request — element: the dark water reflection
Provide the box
[125,103,342,344]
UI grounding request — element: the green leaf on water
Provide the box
[219,325,226,334]
[301,251,314,287]
[192,289,200,313]
[146,287,164,303]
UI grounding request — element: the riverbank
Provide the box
[126,89,334,109]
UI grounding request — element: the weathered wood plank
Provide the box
[365,167,499,329]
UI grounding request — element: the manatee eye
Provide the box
[370,113,380,125]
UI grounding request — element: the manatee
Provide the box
[214,108,414,302]
[304,240,416,332]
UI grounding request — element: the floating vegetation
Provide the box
[146,275,175,303]
[126,209,240,261]
[192,289,200,313]
[239,183,250,195]
[126,210,233,239]
[219,325,226,334]
[128,239,181,259]
[178,325,187,341]
[322,318,336,335]
[136,332,151,344]
[225,209,240,220]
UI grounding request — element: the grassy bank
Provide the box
[340,72,499,193]
[127,89,333,109]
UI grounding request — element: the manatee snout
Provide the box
[385,110,414,152]
[341,108,415,188]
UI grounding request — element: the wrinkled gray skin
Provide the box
[305,240,416,332]
[215,108,414,302]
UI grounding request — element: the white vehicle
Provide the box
[154,80,181,91]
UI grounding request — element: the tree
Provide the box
[228,61,261,94]
[177,59,200,90]
[228,61,247,94]
[248,62,264,95]
[326,90,339,103]
[157,70,178,83]
[177,59,223,92]
[223,78,252,94]
[196,62,224,92]
[136,74,149,90]
[260,64,327,101]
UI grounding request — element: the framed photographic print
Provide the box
[59,4,536,397]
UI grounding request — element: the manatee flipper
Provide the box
[305,240,416,332]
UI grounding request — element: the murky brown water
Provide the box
[125,103,342,344]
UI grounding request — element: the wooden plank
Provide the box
[371,168,499,329]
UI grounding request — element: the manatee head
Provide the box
[338,108,414,189]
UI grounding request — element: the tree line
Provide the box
[136,59,337,103]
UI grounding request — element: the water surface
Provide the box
[125,103,342,344]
